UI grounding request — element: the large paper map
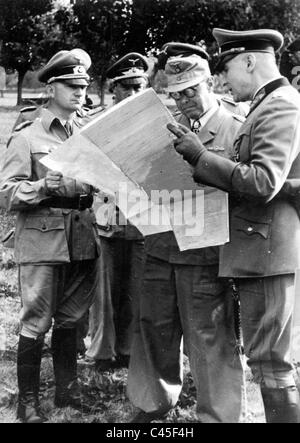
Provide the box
[41,88,229,250]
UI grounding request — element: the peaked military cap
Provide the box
[165,54,211,92]
[162,42,209,60]
[38,48,91,85]
[213,28,284,72]
[158,42,209,70]
[106,52,149,85]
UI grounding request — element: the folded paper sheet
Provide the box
[41,88,229,250]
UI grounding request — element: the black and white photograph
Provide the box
[0,0,300,427]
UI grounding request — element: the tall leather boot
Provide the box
[52,328,91,413]
[261,386,300,423]
[17,335,46,423]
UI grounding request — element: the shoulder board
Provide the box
[87,106,105,117]
[14,120,34,132]
[76,108,88,118]
[221,96,237,106]
[232,113,246,123]
[20,106,38,113]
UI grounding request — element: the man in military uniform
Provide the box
[168,29,300,423]
[158,42,249,117]
[85,53,147,371]
[9,87,95,366]
[127,43,245,423]
[0,49,100,423]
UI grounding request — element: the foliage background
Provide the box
[0,0,300,103]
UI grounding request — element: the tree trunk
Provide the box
[100,82,106,107]
[97,75,106,107]
[17,70,26,106]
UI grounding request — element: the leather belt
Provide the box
[39,194,94,211]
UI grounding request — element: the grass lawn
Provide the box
[0,97,266,423]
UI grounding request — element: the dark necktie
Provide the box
[192,120,201,134]
[64,121,73,137]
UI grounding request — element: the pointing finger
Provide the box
[167,123,186,138]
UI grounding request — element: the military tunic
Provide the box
[127,103,245,423]
[0,108,100,338]
[192,78,300,388]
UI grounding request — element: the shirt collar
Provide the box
[190,99,219,129]
[39,108,73,132]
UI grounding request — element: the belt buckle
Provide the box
[78,194,94,211]
[78,194,88,211]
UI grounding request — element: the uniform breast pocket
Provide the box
[31,145,52,174]
[16,216,69,264]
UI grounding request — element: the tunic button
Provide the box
[247,226,253,232]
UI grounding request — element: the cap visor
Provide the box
[115,76,148,86]
[59,78,89,86]
[166,77,205,93]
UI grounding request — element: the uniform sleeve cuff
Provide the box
[31,178,50,198]
[192,151,238,191]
